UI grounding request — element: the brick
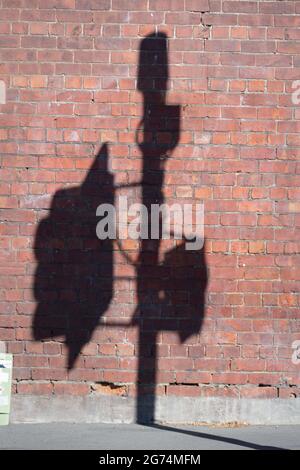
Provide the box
[75,0,110,9]
[17,382,53,395]
[149,0,182,10]
[223,2,258,13]
[185,0,209,12]
[53,383,90,395]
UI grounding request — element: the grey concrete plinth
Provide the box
[10,395,300,425]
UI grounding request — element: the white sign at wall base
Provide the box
[0,354,13,426]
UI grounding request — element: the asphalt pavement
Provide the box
[0,423,298,450]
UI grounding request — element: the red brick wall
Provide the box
[0,0,300,401]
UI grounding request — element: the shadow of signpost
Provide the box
[32,31,208,424]
[134,32,208,423]
[33,143,114,369]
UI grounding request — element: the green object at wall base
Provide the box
[0,353,13,426]
[0,414,9,425]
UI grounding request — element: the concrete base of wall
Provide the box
[10,395,300,425]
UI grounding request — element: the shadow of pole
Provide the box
[148,424,287,450]
[134,32,207,423]
[32,31,208,426]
